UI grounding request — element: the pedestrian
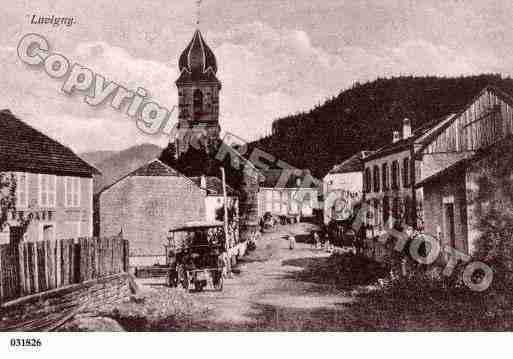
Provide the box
[312,231,320,249]
[289,234,296,250]
[325,233,332,252]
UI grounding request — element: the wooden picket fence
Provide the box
[0,235,129,303]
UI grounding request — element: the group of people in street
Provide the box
[285,231,334,252]
[311,231,333,251]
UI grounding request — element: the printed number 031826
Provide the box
[10,338,42,347]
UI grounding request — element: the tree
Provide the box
[0,172,16,231]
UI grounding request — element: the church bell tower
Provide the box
[174,29,221,157]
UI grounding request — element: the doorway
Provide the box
[444,202,456,250]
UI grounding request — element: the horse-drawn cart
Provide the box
[165,221,226,292]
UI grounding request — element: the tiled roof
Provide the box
[131,159,182,177]
[415,156,472,188]
[0,109,98,177]
[364,84,513,162]
[99,159,194,194]
[365,114,458,162]
[190,176,237,196]
[261,169,319,189]
[328,151,373,174]
[414,85,513,154]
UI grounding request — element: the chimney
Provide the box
[392,131,401,143]
[402,118,412,139]
[200,175,207,190]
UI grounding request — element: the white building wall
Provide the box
[323,171,363,224]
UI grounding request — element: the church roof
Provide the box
[179,29,217,75]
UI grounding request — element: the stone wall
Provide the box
[422,171,468,254]
[100,176,206,267]
[0,273,131,331]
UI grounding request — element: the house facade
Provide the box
[190,176,239,222]
[415,86,513,255]
[362,119,420,238]
[0,109,96,244]
[323,151,372,225]
[99,159,206,267]
[258,169,319,220]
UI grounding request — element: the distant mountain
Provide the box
[84,143,163,193]
[80,150,117,167]
[248,74,513,178]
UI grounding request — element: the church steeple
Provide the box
[175,26,221,157]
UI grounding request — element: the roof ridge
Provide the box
[0,110,98,175]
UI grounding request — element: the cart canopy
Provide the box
[169,220,224,233]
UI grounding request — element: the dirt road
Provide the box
[177,223,368,331]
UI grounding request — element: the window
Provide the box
[281,191,289,214]
[65,177,81,207]
[383,196,390,226]
[15,172,29,208]
[38,174,56,207]
[265,190,273,212]
[382,163,389,191]
[373,199,382,228]
[403,158,410,187]
[415,160,421,183]
[391,161,400,190]
[372,165,380,192]
[392,197,401,220]
[273,190,281,213]
[193,89,203,118]
[364,168,372,193]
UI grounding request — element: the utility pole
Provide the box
[220,166,231,277]
[221,166,229,245]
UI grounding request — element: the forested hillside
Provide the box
[249,74,513,178]
[84,143,162,193]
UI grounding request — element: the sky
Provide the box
[1,0,512,153]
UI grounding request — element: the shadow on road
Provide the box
[181,301,377,331]
[281,253,388,291]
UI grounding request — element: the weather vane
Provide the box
[196,0,202,27]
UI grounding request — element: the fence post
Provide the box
[0,246,4,303]
[72,239,80,284]
[123,239,129,273]
[32,242,39,293]
[17,242,25,296]
[55,239,61,287]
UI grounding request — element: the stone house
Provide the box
[415,85,513,255]
[258,169,319,220]
[99,159,206,267]
[323,151,373,225]
[0,109,97,244]
[362,119,420,238]
[362,117,448,238]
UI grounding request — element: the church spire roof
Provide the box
[178,29,217,75]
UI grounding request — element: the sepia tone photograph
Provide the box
[1,0,513,340]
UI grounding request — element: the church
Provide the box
[160,27,264,239]
[100,26,263,266]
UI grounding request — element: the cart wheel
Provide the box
[182,272,189,290]
[194,281,204,292]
